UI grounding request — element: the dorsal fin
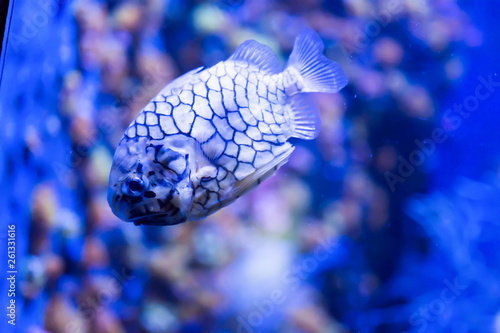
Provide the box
[286,28,348,93]
[228,40,282,74]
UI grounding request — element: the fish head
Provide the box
[107,137,194,226]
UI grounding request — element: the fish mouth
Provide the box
[126,198,185,226]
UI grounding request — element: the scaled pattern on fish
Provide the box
[107,29,348,225]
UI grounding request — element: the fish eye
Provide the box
[122,175,146,197]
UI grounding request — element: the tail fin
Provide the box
[286,28,349,93]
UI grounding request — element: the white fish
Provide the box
[107,29,348,225]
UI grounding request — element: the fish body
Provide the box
[108,29,348,225]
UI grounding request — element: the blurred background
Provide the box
[1,0,500,332]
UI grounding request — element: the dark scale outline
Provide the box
[189,116,215,142]
[270,101,284,115]
[193,81,208,98]
[261,109,276,126]
[207,74,222,92]
[258,97,279,125]
[219,74,234,91]
[268,79,277,95]
[219,153,238,172]
[200,178,221,194]
[249,103,264,123]
[192,95,213,120]
[245,126,263,142]
[268,90,278,103]
[233,131,254,147]
[225,64,238,80]
[154,101,175,117]
[251,140,273,153]
[215,166,229,182]
[211,114,235,141]
[238,145,256,164]
[186,114,196,137]
[124,123,138,139]
[234,73,247,89]
[238,106,258,127]
[136,112,146,125]
[216,64,226,77]
[157,114,179,136]
[262,134,279,144]
[166,94,181,107]
[257,80,267,99]
[207,89,225,118]
[270,124,281,135]
[148,101,158,113]
[148,125,166,140]
[228,74,240,106]
[233,161,256,180]
[193,185,208,206]
[172,102,195,134]
[205,191,220,207]
[247,81,258,103]
[221,139,239,158]
[144,111,160,126]
[193,201,205,211]
[250,146,276,166]
[234,85,249,109]
[136,124,149,137]
[169,112,183,134]
[257,120,270,134]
